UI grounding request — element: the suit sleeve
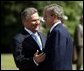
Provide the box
[11,38,37,69]
[51,30,67,70]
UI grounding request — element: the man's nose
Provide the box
[36,20,40,24]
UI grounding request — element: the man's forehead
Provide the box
[31,13,39,19]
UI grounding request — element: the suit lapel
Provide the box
[29,34,42,51]
[22,29,41,51]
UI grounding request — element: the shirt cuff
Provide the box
[33,58,39,66]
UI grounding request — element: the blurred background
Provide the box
[1,1,83,70]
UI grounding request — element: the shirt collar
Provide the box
[24,27,38,36]
[24,27,34,35]
[50,20,61,33]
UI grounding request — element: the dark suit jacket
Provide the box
[11,29,46,70]
[40,23,73,70]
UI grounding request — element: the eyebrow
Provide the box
[31,19,40,21]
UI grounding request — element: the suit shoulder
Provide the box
[54,25,71,37]
[13,33,27,43]
[13,33,22,39]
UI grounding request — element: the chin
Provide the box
[36,27,40,30]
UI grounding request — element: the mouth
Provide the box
[32,24,40,29]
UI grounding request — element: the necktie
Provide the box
[32,34,42,50]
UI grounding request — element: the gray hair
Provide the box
[21,7,38,21]
[44,4,64,19]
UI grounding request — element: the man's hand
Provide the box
[33,50,46,64]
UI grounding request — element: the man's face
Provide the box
[24,13,40,32]
[43,10,54,28]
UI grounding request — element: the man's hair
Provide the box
[43,4,64,19]
[21,7,38,21]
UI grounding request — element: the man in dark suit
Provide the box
[40,4,73,70]
[11,7,46,70]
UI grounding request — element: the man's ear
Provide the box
[53,15,57,20]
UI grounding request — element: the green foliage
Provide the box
[1,1,83,52]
